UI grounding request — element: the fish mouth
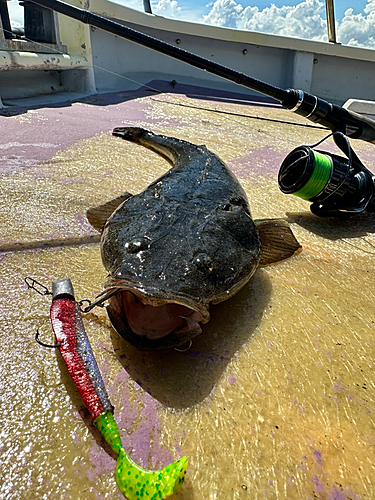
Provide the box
[104,280,210,350]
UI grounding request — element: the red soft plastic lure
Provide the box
[50,278,113,419]
[30,277,187,500]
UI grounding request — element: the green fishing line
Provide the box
[293,151,332,200]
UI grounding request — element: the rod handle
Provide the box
[283,89,375,143]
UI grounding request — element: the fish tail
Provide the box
[112,126,149,142]
[112,126,194,165]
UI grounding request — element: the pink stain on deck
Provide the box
[313,449,323,466]
[0,98,151,173]
[87,447,114,482]
[312,475,325,493]
[328,486,360,500]
[333,383,345,391]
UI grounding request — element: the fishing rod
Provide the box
[27,0,375,143]
[24,0,375,216]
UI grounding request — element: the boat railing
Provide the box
[1,0,339,47]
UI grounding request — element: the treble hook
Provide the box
[35,329,62,349]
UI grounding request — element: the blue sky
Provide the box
[7,0,375,49]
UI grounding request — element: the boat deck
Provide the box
[1,88,375,500]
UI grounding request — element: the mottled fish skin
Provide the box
[104,128,261,302]
[93,127,262,349]
[88,128,301,350]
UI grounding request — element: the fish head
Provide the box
[100,197,261,351]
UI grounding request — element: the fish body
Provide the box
[87,128,301,350]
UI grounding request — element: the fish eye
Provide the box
[193,253,213,272]
[229,196,247,210]
[218,202,244,213]
[125,238,149,253]
[218,197,248,214]
[218,203,232,211]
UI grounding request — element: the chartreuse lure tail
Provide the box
[94,411,188,500]
[39,277,187,500]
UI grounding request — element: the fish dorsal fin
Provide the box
[255,218,302,267]
[87,192,132,232]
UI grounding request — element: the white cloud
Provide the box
[201,0,375,49]
[201,0,245,28]
[202,0,327,41]
[337,1,375,48]
[153,0,182,18]
[240,0,327,40]
[10,21,22,29]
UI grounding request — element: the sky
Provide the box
[7,0,375,49]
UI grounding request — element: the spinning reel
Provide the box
[278,132,375,217]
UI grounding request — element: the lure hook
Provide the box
[78,297,106,313]
[174,339,193,352]
[79,288,119,313]
[25,277,52,297]
[78,299,94,312]
[35,328,62,349]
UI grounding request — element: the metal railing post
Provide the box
[325,0,337,43]
[143,0,152,14]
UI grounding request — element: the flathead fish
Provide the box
[87,127,301,350]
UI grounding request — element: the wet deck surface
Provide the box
[1,89,375,500]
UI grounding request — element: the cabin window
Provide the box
[0,0,57,44]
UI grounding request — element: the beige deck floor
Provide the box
[1,94,374,500]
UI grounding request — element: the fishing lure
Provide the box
[28,277,188,500]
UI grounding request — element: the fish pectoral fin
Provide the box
[255,218,302,267]
[86,192,133,232]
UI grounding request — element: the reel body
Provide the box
[278,132,375,217]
